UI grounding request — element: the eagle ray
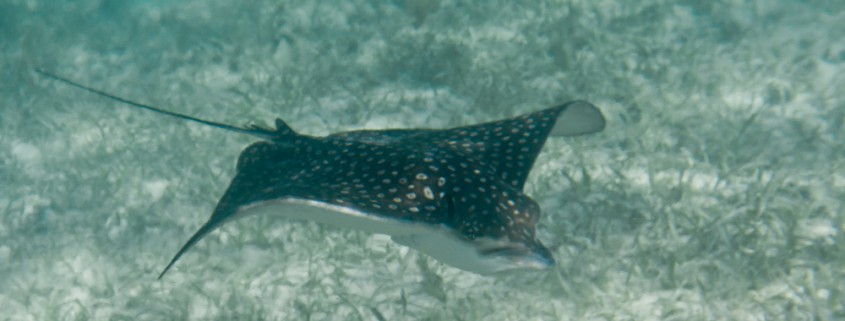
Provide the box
[36,69,606,279]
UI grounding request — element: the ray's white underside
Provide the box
[234,197,534,275]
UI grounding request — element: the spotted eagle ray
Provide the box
[36,69,606,278]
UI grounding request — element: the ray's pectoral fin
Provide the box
[158,141,294,279]
[431,100,606,191]
[550,100,606,137]
[158,185,250,279]
[157,188,254,279]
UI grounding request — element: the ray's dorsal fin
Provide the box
[274,118,295,136]
[34,68,289,140]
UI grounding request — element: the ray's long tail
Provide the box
[35,68,282,140]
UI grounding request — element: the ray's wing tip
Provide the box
[156,253,181,280]
[154,219,223,281]
[551,100,607,137]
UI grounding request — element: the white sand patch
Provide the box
[468,24,525,44]
[797,219,838,246]
[21,194,51,217]
[142,179,170,202]
[0,245,10,261]
[198,64,243,89]
[11,141,41,163]
[356,38,387,67]
[68,127,102,152]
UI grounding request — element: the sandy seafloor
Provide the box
[1,0,844,320]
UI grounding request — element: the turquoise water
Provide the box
[2,1,843,320]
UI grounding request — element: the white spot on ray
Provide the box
[423,187,435,199]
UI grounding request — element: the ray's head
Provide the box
[443,187,556,274]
